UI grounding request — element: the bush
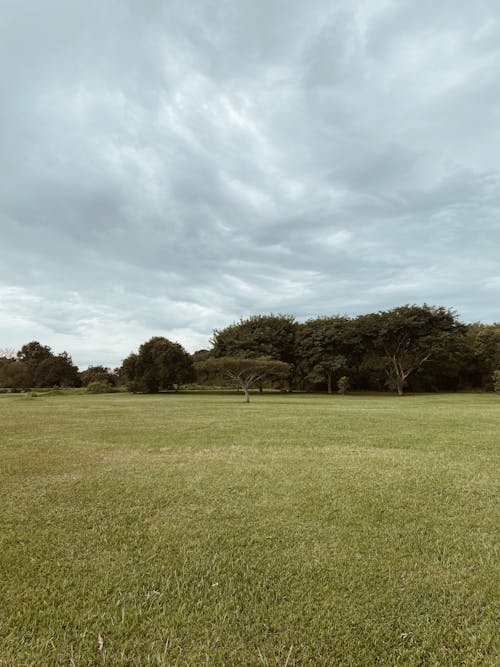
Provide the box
[338,376,350,395]
[87,381,115,394]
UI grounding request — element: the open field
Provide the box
[0,392,498,666]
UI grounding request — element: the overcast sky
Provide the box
[1,0,499,368]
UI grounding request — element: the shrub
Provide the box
[338,376,350,395]
[87,381,115,394]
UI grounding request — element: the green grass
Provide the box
[0,392,498,666]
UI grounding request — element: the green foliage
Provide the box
[195,356,290,402]
[354,305,464,395]
[121,337,195,393]
[16,341,53,386]
[86,381,116,394]
[80,365,117,387]
[0,359,30,391]
[338,375,350,395]
[470,324,500,389]
[13,342,81,388]
[493,370,500,393]
[33,352,80,388]
[295,316,352,392]
[211,315,297,389]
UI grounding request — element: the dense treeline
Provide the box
[206,306,500,395]
[1,305,499,394]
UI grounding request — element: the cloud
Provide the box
[0,0,499,367]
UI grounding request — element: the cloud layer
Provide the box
[1,0,499,367]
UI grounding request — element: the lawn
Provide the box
[0,392,498,666]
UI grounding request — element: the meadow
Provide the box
[0,391,498,666]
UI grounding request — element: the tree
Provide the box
[0,359,30,391]
[357,305,464,396]
[17,341,53,386]
[121,337,195,393]
[295,317,352,393]
[211,314,298,389]
[80,365,117,387]
[493,370,500,393]
[472,324,500,389]
[33,352,80,387]
[195,356,290,403]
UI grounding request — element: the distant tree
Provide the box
[0,359,30,391]
[493,370,500,393]
[121,337,195,393]
[211,314,298,389]
[472,324,500,389]
[195,356,290,403]
[80,365,117,387]
[17,341,53,386]
[119,353,138,387]
[295,317,352,393]
[33,352,80,387]
[356,305,464,396]
[191,349,212,363]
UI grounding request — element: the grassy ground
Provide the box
[0,392,498,666]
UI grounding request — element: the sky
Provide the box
[1,0,499,368]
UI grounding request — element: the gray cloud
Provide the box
[1,0,499,367]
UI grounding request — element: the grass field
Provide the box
[0,392,498,666]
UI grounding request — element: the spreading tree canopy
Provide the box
[355,305,464,395]
[195,356,290,402]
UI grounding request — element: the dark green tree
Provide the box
[122,337,195,393]
[0,359,30,391]
[493,370,500,393]
[80,365,117,387]
[295,317,353,393]
[472,324,500,389]
[17,341,53,386]
[211,314,298,389]
[33,352,80,387]
[357,305,464,395]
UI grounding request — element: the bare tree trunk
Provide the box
[327,371,332,394]
[243,386,250,403]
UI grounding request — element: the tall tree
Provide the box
[295,317,353,393]
[211,314,298,388]
[357,305,464,396]
[122,337,194,393]
[33,352,80,387]
[472,323,500,389]
[17,341,53,386]
[0,358,30,391]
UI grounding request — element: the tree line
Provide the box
[1,305,499,397]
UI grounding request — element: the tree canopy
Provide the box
[1,305,498,394]
[121,337,195,393]
[195,356,290,402]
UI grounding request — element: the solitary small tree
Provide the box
[195,356,290,403]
